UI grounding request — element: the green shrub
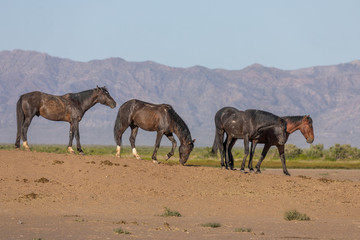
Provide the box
[114,227,131,234]
[285,144,303,158]
[160,207,181,217]
[284,210,310,221]
[329,144,360,160]
[305,144,324,158]
[201,222,221,228]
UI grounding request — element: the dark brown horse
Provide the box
[15,86,116,154]
[114,99,195,165]
[211,107,287,171]
[248,115,314,175]
[217,115,314,176]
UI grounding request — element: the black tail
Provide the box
[210,129,218,155]
[15,97,24,148]
[113,100,133,146]
[113,109,122,146]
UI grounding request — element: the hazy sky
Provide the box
[1,0,359,70]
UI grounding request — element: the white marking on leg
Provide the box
[23,141,30,150]
[132,148,141,160]
[116,145,121,158]
[67,146,75,154]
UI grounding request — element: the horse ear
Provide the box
[190,139,196,144]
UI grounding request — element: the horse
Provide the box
[15,86,116,154]
[211,107,287,171]
[219,115,314,176]
[113,99,195,165]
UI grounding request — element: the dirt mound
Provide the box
[0,150,359,239]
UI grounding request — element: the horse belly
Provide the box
[132,111,161,131]
[39,98,68,121]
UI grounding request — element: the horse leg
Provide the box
[114,124,128,158]
[248,140,258,172]
[255,144,271,173]
[220,133,227,168]
[73,121,84,154]
[164,133,177,160]
[21,116,35,150]
[278,144,291,176]
[129,126,141,160]
[240,135,250,172]
[151,131,164,164]
[228,138,237,170]
[67,123,75,154]
[224,135,233,170]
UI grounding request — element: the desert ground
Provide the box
[0,149,359,239]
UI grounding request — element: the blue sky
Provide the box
[1,0,359,70]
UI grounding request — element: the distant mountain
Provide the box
[1,50,360,148]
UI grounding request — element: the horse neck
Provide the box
[76,89,99,112]
[283,116,304,134]
[172,119,192,145]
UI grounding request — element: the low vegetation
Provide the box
[284,210,310,221]
[234,227,252,233]
[2,143,360,169]
[201,222,221,228]
[160,207,182,217]
[114,227,131,235]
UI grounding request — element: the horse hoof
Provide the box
[255,170,261,174]
[153,160,160,164]
[115,153,120,158]
[79,151,85,155]
[67,147,75,154]
[164,155,169,161]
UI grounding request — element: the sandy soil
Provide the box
[0,149,359,240]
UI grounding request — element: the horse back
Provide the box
[245,109,282,127]
[123,99,172,131]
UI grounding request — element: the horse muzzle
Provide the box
[108,101,117,109]
[306,137,314,144]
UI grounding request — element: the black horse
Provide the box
[114,99,195,165]
[211,107,287,171]
[15,86,116,154]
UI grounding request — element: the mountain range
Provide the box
[1,50,360,148]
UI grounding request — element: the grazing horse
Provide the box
[211,107,287,171]
[15,86,116,154]
[114,99,195,165]
[218,115,314,176]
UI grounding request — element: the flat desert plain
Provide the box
[0,149,359,239]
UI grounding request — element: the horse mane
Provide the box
[246,109,282,124]
[69,87,107,102]
[282,115,312,124]
[167,106,192,142]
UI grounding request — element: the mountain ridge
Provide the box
[1,50,359,148]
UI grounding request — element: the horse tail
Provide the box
[210,129,218,155]
[15,96,24,148]
[113,108,122,146]
[114,100,133,146]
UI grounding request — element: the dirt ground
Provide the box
[0,149,359,240]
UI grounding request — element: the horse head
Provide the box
[179,139,196,165]
[96,86,116,108]
[300,115,314,143]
